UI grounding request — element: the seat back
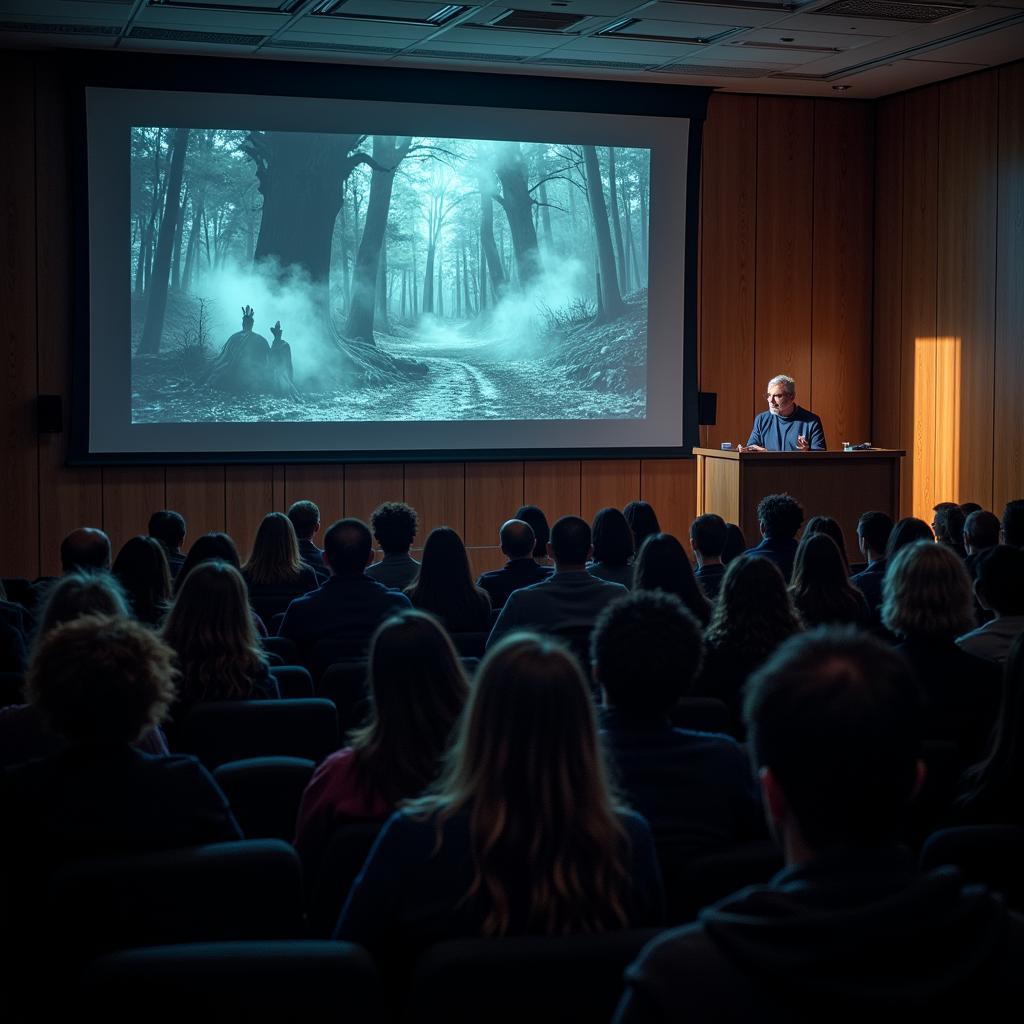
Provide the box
[175,698,339,768]
[213,756,315,840]
[920,825,1024,911]
[307,820,385,938]
[317,660,371,737]
[261,635,300,666]
[270,663,314,698]
[309,636,373,681]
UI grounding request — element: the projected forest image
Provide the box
[130,126,650,424]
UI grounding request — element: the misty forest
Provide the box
[130,125,650,424]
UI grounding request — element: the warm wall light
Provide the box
[913,336,961,523]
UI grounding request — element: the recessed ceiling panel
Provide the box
[732,27,887,49]
[599,17,743,42]
[557,34,709,58]
[440,25,580,48]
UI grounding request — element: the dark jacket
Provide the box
[850,557,887,617]
[616,847,1024,1023]
[694,564,726,600]
[749,536,799,583]
[476,558,553,609]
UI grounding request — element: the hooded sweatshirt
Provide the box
[616,846,1024,1023]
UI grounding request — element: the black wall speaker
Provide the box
[697,391,717,426]
[37,395,64,434]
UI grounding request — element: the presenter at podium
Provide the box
[738,374,827,452]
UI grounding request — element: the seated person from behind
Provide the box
[476,518,553,610]
[288,499,327,582]
[616,628,1024,1023]
[749,493,804,583]
[588,507,635,589]
[740,375,826,452]
[956,546,1024,665]
[148,509,187,580]
[404,527,491,634]
[487,515,628,649]
[849,510,894,619]
[964,509,1001,579]
[366,502,420,591]
[241,512,320,616]
[278,518,411,654]
[335,634,664,963]
[690,513,728,600]
[594,590,764,862]
[208,305,271,393]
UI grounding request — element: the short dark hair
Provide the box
[722,523,747,563]
[975,546,1024,616]
[1002,500,1024,548]
[370,502,418,554]
[756,493,804,540]
[324,518,373,574]
[148,510,186,550]
[964,510,1001,550]
[514,506,550,559]
[59,528,112,573]
[743,628,922,849]
[959,502,983,517]
[591,507,634,566]
[499,519,535,559]
[287,500,320,540]
[549,516,591,566]
[690,514,727,558]
[885,517,934,560]
[857,511,894,556]
[592,590,704,714]
[933,504,965,548]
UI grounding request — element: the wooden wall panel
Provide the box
[641,460,697,552]
[754,97,814,409]
[35,64,102,576]
[0,56,40,578]
[225,466,275,561]
[343,464,404,526]
[697,95,757,448]
[581,459,641,523]
[872,96,904,451]
[282,465,344,534]
[464,462,523,547]
[102,469,166,557]
[937,70,998,509]
[994,62,1024,511]
[404,463,466,542]
[523,461,581,523]
[811,100,874,447]
[166,467,226,541]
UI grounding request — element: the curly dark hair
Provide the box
[755,493,804,540]
[370,502,418,554]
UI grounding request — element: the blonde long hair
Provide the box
[407,634,632,937]
[243,512,304,586]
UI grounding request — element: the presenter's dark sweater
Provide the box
[746,406,826,451]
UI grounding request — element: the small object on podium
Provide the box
[842,442,873,452]
[842,442,852,452]
[721,442,734,451]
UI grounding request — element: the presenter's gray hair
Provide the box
[767,375,796,395]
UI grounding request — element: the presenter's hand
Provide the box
[796,434,810,451]
[738,444,767,453]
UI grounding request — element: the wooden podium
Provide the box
[694,448,905,550]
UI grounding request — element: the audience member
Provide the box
[882,541,999,765]
[162,561,277,715]
[689,513,727,599]
[696,556,803,734]
[959,501,983,517]
[287,499,326,581]
[885,516,934,560]
[278,519,411,655]
[588,507,635,588]
[933,502,967,559]
[955,633,1024,826]
[632,533,710,628]
[594,591,763,862]
[514,504,552,564]
[59,527,111,574]
[487,516,627,649]
[174,532,243,594]
[749,493,804,582]
[242,512,320,614]
[849,511,893,617]
[956,546,1024,664]
[405,527,491,633]
[112,535,173,627]
[617,628,1024,1022]
[148,510,187,579]
[476,519,553,609]
[623,501,661,554]
[367,502,420,590]
[1002,499,1024,548]
[336,634,664,962]
[789,533,870,628]
[802,515,851,573]
[721,523,747,564]
[294,610,468,883]
[964,509,1001,578]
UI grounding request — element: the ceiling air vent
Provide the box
[264,39,402,54]
[660,63,776,78]
[413,49,524,61]
[532,57,653,69]
[488,9,585,31]
[0,20,122,36]
[812,0,967,22]
[128,26,265,44]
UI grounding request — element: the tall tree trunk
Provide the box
[135,129,163,297]
[182,199,203,291]
[138,128,190,354]
[423,242,436,315]
[462,244,473,317]
[375,239,390,334]
[538,179,553,247]
[412,243,419,314]
[478,237,487,311]
[479,187,507,298]
[582,145,626,321]
[494,143,541,289]
[436,245,444,317]
[344,136,410,342]
[170,186,187,290]
[607,148,628,295]
[639,180,649,280]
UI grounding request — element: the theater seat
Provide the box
[406,929,663,1024]
[270,663,314,698]
[920,825,1024,911]
[213,756,316,840]
[77,941,379,1023]
[261,635,300,666]
[175,698,339,768]
[306,820,385,938]
[317,660,371,737]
